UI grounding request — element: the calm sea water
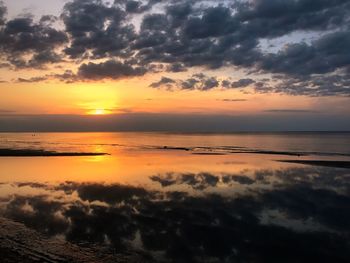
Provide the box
[0,132,349,262]
[1,132,350,154]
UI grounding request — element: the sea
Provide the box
[0,132,349,262]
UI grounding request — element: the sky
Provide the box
[0,0,349,132]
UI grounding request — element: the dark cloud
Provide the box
[184,6,237,39]
[236,0,350,33]
[273,72,350,96]
[150,74,222,91]
[0,1,6,25]
[0,15,67,68]
[149,76,176,88]
[259,31,350,76]
[180,77,200,90]
[166,3,192,28]
[17,76,48,83]
[151,75,256,91]
[119,0,163,14]
[125,0,150,13]
[1,0,350,96]
[77,59,146,80]
[28,50,63,68]
[227,78,256,88]
[39,15,58,25]
[201,77,220,90]
[62,0,136,59]
[166,63,187,72]
[51,70,78,83]
[140,0,350,95]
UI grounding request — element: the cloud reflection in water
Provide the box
[1,166,350,262]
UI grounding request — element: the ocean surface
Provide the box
[0,132,349,262]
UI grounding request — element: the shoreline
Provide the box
[0,149,109,157]
[278,160,350,169]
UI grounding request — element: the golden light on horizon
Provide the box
[88,109,110,115]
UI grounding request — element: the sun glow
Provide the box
[89,109,109,115]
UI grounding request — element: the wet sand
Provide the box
[0,217,138,263]
[0,149,108,157]
[278,160,350,169]
[154,145,350,157]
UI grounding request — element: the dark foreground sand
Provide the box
[0,217,138,263]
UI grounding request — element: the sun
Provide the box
[90,109,108,115]
[85,105,115,115]
[94,109,105,115]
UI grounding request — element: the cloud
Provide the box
[0,15,67,68]
[135,0,350,95]
[151,75,256,91]
[259,31,350,76]
[62,0,135,59]
[17,76,48,83]
[149,76,176,88]
[223,78,256,89]
[166,63,187,72]
[184,6,237,39]
[273,72,350,96]
[150,74,220,91]
[77,60,147,80]
[51,70,78,83]
[125,0,151,13]
[0,0,350,95]
[0,1,6,25]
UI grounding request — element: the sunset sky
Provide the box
[0,0,349,131]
